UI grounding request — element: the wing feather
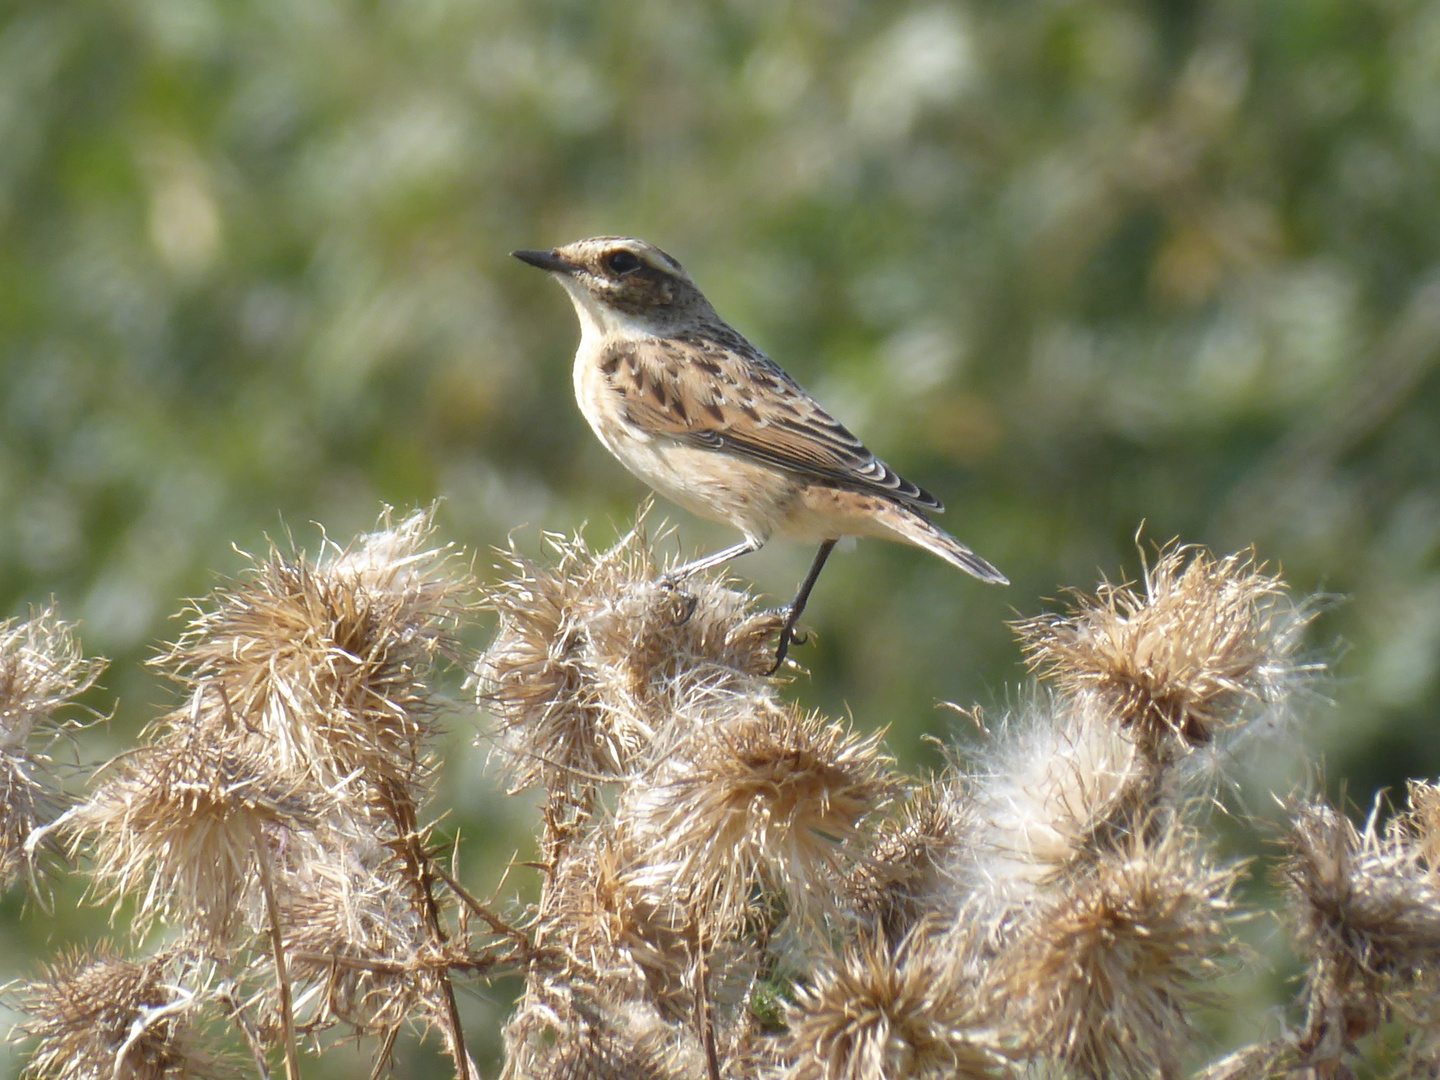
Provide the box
[601,335,944,514]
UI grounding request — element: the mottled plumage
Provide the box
[600,332,940,514]
[514,236,1006,668]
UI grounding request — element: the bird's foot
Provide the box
[658,575,699,625]
[766,609,811,675]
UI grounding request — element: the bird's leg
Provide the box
[667,538,762,580]
[769,539,836,674]
[660,538,762,626]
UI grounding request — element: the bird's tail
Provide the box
[878,504,1009,585]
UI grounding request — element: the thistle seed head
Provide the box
[11,944,238,1080]
[158,507,469,793]
[619,701,899,933]
[75,723,326,941]
[504,996,704,1080]
[0,604,104,886]
[993,824,1241,1079]
[782,925,1005,1080]
[1016,546,1311,759]
[278,822,432,1032]
[956,695,1150,922]
[477,517,779,797]
[538,825,702,1015]
[1281,798,1440,987]
[844,775,972,943]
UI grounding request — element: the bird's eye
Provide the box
[605,250,643,275]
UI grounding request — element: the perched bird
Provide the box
[513,236,1006,670]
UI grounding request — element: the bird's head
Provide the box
[513,236,713,338]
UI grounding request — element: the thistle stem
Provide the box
[253,824,300,1080]
[379,779,479,1080]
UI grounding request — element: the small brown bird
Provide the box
[514,236,1006,670]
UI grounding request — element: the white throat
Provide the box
[556,275,657,348]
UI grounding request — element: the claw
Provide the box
[766,610,809,675]
[766,636,790,676]
[658,577,698,625]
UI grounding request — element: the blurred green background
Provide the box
[2,0,1438,1074]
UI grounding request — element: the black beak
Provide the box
[512,248,578,274]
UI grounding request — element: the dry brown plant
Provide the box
[12,509,514,1080]
[1015,545,1311,761]
[12,944,240,1080]
[0,604,104,888]
[782,925,1006,1080]
[6,511,1439,1080]
[1276,792,1440,1073]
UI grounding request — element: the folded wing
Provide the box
[601,335,944,515]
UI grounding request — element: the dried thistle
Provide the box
[158,507,470,793]
[10,943,238,1080]
[621,701,899,933]
[1283,799,1440,981]
[538,824,700,1016]
[75,718,326,941]
[503,997,705,1080]
[50,509,484,1078]
[0,604,104,886]
[278,822,433,1033]
[956,695,1150,920]
[993,822,1241,1079]
[476,516,781,797]
[1404,779,1440,870]
[782,925,1005,1080]
[1279,797,1440,1062]
[844,774,971,943]
[7,500,1370,1080]
[1016,545,1310,758]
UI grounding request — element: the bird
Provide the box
[513,236,1007,671]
